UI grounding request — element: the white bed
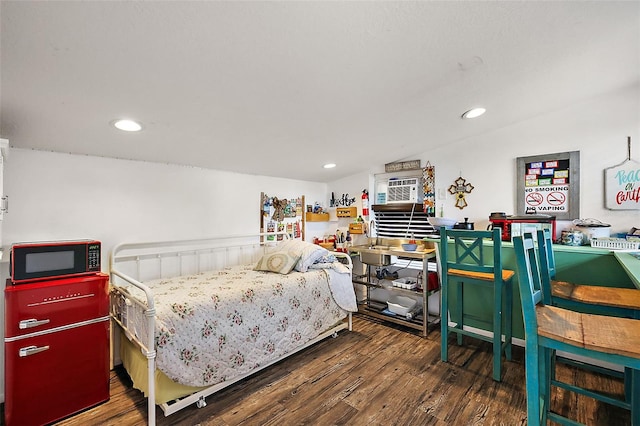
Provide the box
[109,233,355,425]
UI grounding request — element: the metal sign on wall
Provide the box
[604,137,640,210]
[385,160,421,173]
[516,151,580,220]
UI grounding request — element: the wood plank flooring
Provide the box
[5,316,630,425]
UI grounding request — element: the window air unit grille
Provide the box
[387,178,421,203]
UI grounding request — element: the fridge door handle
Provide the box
[19,318,51,329]
[19,345,50,357]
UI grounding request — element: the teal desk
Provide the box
[613,251,640,289]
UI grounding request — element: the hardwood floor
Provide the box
[6,316,629,425]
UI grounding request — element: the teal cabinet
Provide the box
[440,240,634,339]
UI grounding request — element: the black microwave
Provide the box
[10,240,101,284]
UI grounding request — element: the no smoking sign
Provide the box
[547,191,566,206]
[524,186,568,212]
[526,192,544,206]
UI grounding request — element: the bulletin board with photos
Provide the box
[260,192,305,241]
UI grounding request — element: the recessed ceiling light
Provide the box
[112,119,142,132]
[461,107,486,119]
[323,163,336,169]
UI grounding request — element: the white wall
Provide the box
[331,84,640,236]
[2,149,330,247]
[434,84,640,234]
[0,149,328,402]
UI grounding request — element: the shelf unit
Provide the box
[348,222,364,234]
[349,246,439,337]
[306,212,329,222]
[336,206,357,218]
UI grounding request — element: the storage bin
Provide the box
[348,223,364,234]
[387,295,417,316]
[590,237,640,250]
[306,212,329,222]
[392,277,418,290]
[336,207,357,218]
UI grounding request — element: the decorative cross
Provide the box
[448,176,474,209]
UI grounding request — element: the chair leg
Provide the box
[632,368,639,426]
[541,346,552,425]
[625,367,631,403]
[456,281,463,346]
[441,275,449,363]
[492,280,503,381]
[550,350,557,381]
[525,340,543,425]
[504,280,513,361]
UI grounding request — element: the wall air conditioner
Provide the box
[387,177,422,203]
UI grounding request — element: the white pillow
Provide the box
[276,239,328,272]
[254,251,300,274]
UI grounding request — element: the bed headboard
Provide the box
[110,232,290,286]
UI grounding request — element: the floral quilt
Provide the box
[124,263,351,387]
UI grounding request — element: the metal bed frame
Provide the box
[109,233,352,425]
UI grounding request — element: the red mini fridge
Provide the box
[4,273,110,425]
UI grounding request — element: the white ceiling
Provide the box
[1,1,639,182]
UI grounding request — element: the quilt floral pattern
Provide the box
[125,264,347,387]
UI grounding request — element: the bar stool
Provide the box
[439,228,513,381]
[513,234,640,425]
[537,229,640,402]
[536,229,640,319]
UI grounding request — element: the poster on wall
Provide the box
[516,151,580,220]
[604,138,640,210]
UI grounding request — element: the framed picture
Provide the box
[516,151,580,220]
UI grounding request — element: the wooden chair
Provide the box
[439,228,513,382]
[536,229,640,320]
[513,234,640,425]
[537,228,640,399]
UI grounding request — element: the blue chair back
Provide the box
[536,229,555,304]
[439,228,503,281]
[537,229,557,276]
[512,233,544,335]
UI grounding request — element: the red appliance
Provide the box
[489,214,556,242]
[4,273,110,425]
